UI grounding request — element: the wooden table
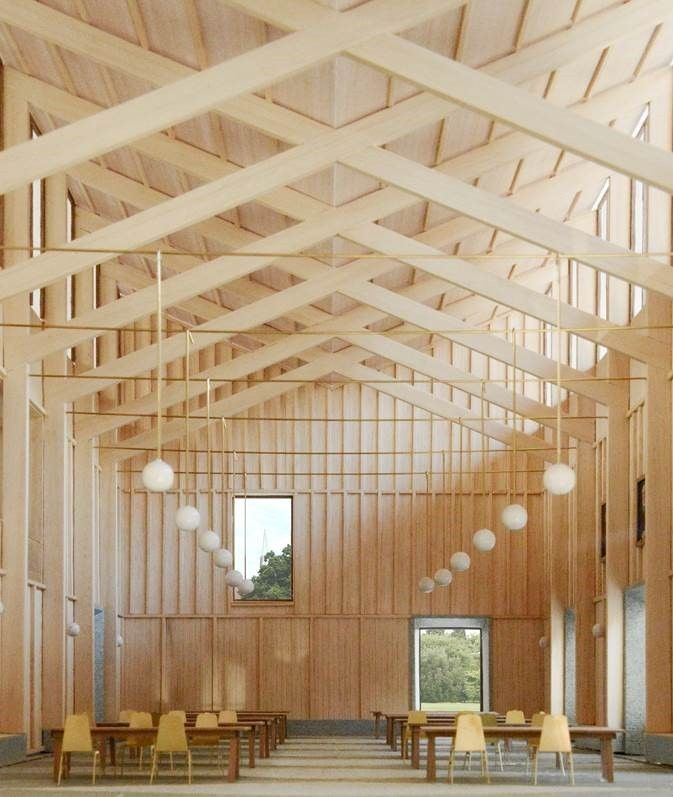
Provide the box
[418,724,619,783]
[186,710,288,744]
[51,724,250,783]
[187,720,268,759]
[385,713,507,751]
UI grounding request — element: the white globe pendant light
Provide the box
[0,599,4,615]
[116,635,124,647]
[237,579,255,596]
[198,530,220,553]
[433,568,452,587]
[473,528,496,552]
[450,552,471,572]
[592,623,605,639]
[501,503,528,530]
[418,576,435,593]
[66,622,81,637]
[213,548,234,569]
[143,252,174,493]
[225,569,245,588]
[544,462,576,495]
[175,504,200,531]
[538,636,549,649]
[142,457,174,492]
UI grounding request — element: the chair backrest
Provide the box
[218,710,238,724]
[167,710,186,724]
[505,709,526,724]
[531,711,546,727]
[62,714,93,753]
[538,714,571,753]
[480,712,498,727]
[155,714,188,753]
[129,711,153,729]
[407,710,428,726]
[119,709,134,723]
[453,713,485,753]
[195,712,218,728]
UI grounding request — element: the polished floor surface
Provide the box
[0,736,672,795]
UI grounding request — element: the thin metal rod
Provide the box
[98,444,577,454]
[156,250,162,459]
[206,377,213,526]
[512,327,518,499]
[127,468,548,476]
[556,253,562,464]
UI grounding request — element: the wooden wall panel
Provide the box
[490,618,545,716]
[214,618,259,710]
[120,619,161,713]
[310,618,359,719]
[259,618,309,717]
[360,618,409,714]
[164,619,212,710]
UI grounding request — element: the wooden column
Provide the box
[41,172,68,728]
[98,261,120,721]
[72,264,95,714]
[0,69,31,734]
[644,78,673,734]
[574,398,597,725]
[605,353,629,730]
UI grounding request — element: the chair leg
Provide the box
[497,742,504,772]
[57,753,64,785]
[139,746,143,770]
[448,750,455,783]
[187,751,192,785]
[92,750,99,784]
[533,751,539,785]
[169,751,174,771]
[568,752,575,785]
[484,750,490,785]
[559,752,566,776]
[149,751,158,784]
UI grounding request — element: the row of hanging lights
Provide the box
[418,265,575,595]
[139,253,254,597]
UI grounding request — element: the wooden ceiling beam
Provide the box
[0,0,457,194]
[231,0,673,190]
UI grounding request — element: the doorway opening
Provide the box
[412,617,489,711]
[624,584,645,754]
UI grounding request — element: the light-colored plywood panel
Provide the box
[120,619,161,713]
[214,618,259,711]
[490,618,545,716]
[164,618,213,710]
[310,618,360,719]
[259,618,310,717]
[360,618,409,715]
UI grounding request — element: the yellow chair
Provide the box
[118,711,154,774]
[218,709,238,724]
[119,709,134,723]
[149,714,192,784]
[168,709,186,723]
[526,711,547,766]
[505,709,526,724]
[57,713,100,785]
[449,713,489,784]
[190,712,223,772]
[402,710,427,760]
[480,712,504,771]
[532,714,574,785]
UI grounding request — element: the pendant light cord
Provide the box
[206,377,212,526]
[156,250,163,460]
[556,253,562,464]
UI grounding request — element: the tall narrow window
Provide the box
[595,180,610,361]
[631,109,649,318]
[30,125,44,319]
[542,286,554,406]
[234,495,292,600]
[568,259,579,369]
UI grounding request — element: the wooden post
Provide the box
[41,172,68,729]
[72,262,95,714]
[0,68,31,734]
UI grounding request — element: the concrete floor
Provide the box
[0,736,672,796]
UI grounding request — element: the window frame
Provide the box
[232,493,294,603]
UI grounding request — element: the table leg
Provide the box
[386,717,393,747]
[426,736,436,782]
[391,721,398,752]
[280,716,287,743]
[227,734,240,783]
[52,736,62,782]
[600,737,614,783]
[259,723,268,758]
[270,720,278,750]
[248,730,255,768]
[411,727,420,769]
[374,713,380,738]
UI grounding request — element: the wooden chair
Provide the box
[57,713,100,785]
[190,712,223,772]
[532,714,574,785]
[149,714,192,784]
[505,709,526,724]
[168,709,186,723]
[218,709,238,724]
[119,709,134,723]
[480,712,504,771]
[402,710,427,760]
[525,711,547,768]
[449,713,489,784]
[118,711,154,774]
